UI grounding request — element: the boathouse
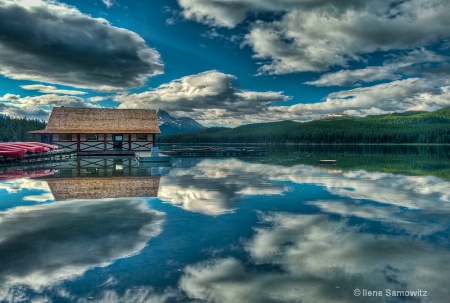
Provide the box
[28,107,160,153]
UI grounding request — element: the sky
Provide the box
[0,0,450,126]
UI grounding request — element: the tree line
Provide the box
[0,115,46,142]
[158,108,450,145]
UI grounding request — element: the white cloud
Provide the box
[305,49,449,87]
[305,66,401,87]
[0,198,165,301]
[116,70,290,125]
[0,93,100,119]
[21,85,87,96]
[0,0,163,91]
[260,77,450,121]
[102,0,114,8]
[178,0,450,75]
[88,96,109,102]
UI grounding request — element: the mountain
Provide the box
[157,109,206,135]
[314,113,352,120]
[158,106,450,144]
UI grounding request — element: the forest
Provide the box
[0,115,46,142]
[158,106,450,144]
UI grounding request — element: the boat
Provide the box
[319,160,337,164]
[0,148,27,159]
[23,142,58,150]
[1,143,45,153]
[160,147,269,157]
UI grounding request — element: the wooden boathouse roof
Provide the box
[29,107,160,134]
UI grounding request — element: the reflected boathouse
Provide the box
[38,157,163,200]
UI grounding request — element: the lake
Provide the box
[1,145,450,303]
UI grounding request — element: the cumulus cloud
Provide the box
[305,49,449,87]
[304,66,401,87]
[0,0,163,91]
[0,93,100,119]
[88,96,109,102]
[180,213,450,302]
[116,70,290,125]
[178,0,366,28]
[102,0,114,8]
[178,0,450,74]
[0,198,165,301]
[21,85,87,96]
[262,77,450,121]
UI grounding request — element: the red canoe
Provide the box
[0,148,26,159]
[0,143,42,153]
[23,142,58,150]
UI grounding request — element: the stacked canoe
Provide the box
[0,142,58,159]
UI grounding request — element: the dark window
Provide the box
[87,134,98,141]
[137,134,147,141]
[59,169,72,177]
[59,134,71,141]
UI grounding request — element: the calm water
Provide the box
[1,146,450,303]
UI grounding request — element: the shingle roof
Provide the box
[29,107,160,134]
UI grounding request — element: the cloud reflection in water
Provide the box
[160,159,450,217]
[180,213,450,302]
[0,198,165,301]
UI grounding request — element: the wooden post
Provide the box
[77,134,80,152]
[152,134,156,147]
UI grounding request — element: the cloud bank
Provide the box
[0,93,100,119]
[116,70,290,125]
[0,0,163,91]
[178,0,450,74]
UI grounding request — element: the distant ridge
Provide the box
[158,106,450,144]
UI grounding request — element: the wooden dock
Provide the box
[136,152,171,164]
[161,148,269,157]
[77,150,136,156]
[0,149,77,166]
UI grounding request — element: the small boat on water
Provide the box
[0,142,58,159]
[161,147,269,157]
[319,159,337,164]
[0,147,27,159]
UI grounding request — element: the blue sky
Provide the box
[0,0,449,126]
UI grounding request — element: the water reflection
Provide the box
[180,213,450,302]
[159,159,286,215]
[1,148,450,302]
[0,198,165,301]
[159,158,450,217]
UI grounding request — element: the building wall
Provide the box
[50,133,154,152]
